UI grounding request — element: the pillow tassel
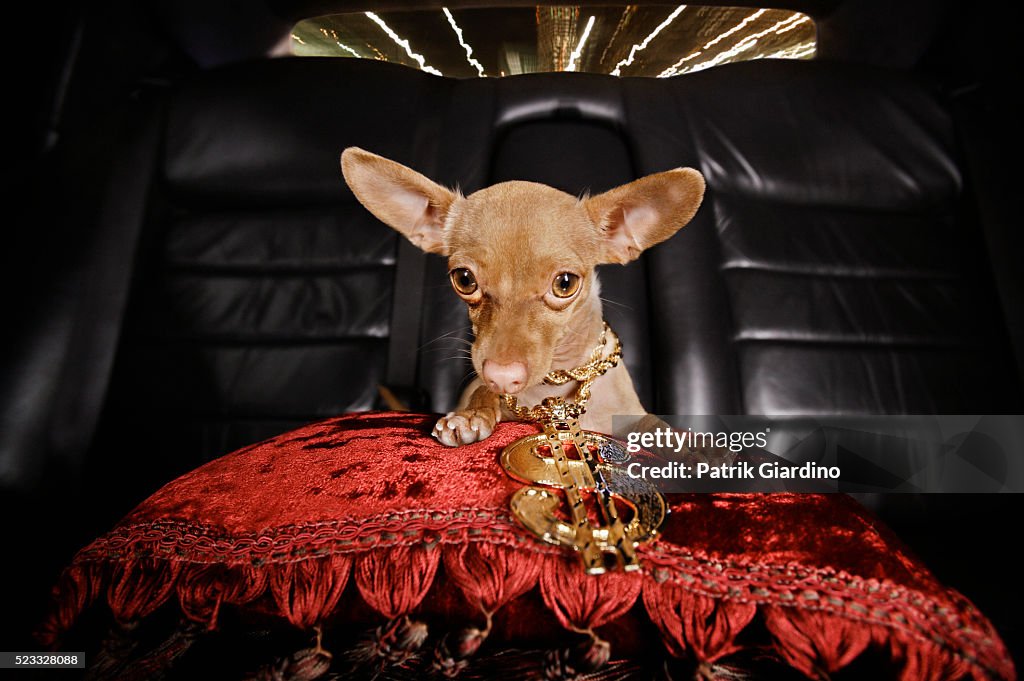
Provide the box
[542,637,613,679]
[178,563,269,629]
[442,542,543,617]
[338,615,429,676]
[269,554,352,629]
[243,627,334,681]
[38,563,101,648]
[641,579,757,671]
[430,624,489,677]
[763,605,874,678]
[889,633,974,681]
[88,618,205,681]
[434,542,543,674]
[348,542,440,674]
[539,554,643,634]
[538,553,642,674]
[108,557,183,624]
[354,544,441,618]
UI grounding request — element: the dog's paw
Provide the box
[432,409,498,447]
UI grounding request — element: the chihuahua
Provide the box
[341,147,704,447]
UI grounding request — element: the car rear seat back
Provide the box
[88,57,1020,504]
[90,60,478,490]
[622,62,1019,415]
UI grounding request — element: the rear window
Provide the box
[291,6,815,78]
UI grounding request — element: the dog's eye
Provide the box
[449,268,478,295]
[552,272,581,298]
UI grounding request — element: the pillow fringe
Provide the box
[38,531,1015,680]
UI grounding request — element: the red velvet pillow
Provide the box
[40,412,1013,680]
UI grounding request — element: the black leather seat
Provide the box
[627,61,1020,415]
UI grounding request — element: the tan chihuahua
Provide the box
[341,147,704,447]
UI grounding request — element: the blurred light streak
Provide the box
[566,15,596,71]
[679,14,810,74]
[658,9,766,77]
[365,11,443,75]
[611,5,686,76]
[761,41,816,60]
[443,8,486,76]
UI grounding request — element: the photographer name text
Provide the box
[626,460,841,480]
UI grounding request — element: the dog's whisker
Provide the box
[418,327,473,350]
[599,296,634,311]
[423,354,472,363]
[439,354,474,362]
[421,343,472,353]
[455,370,478,394]
[419,339,471,350]
[420,325,471,343]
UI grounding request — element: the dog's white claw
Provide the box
[468,414,492,440]
[432,410,496,447]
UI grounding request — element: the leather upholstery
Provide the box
[81,57,1019,491]
[95,61,459,475]
[624,62,1020,415]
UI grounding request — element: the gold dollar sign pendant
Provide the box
[498,324,666,574]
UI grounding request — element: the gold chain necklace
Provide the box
[498,321,664,575]
[501,321,623,421]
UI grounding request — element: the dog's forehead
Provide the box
[465,181,578,219]
[452,182,593,247]
[447,182,600,284]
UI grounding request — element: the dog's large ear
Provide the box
[584,168,705,264]
[341,147,457,255]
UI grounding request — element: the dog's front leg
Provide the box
[433,380,501,447]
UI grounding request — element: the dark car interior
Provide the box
[4,0,1021,669]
